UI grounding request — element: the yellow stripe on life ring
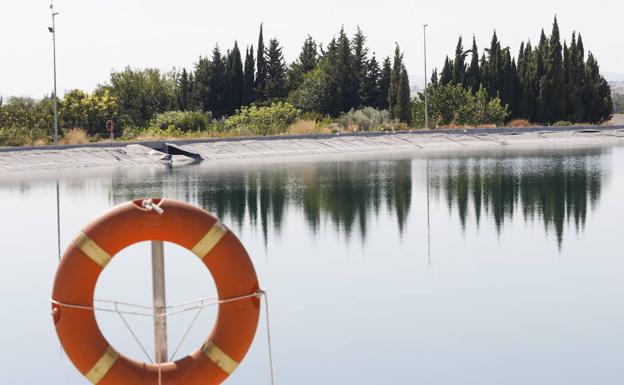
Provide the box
[74,232,112,268]
[192,222,228,260]
[201,339,238,374]
[85,346,120,384]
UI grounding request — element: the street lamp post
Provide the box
[423,24,429,129]
[49,1,59,145]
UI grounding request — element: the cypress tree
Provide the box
[485,31,503,99]
[264,38,287,100]
[208,45,227,117]
[397,65,412,124]
[242,46,255,106]
[286,36,318,93]
[440,56,453,85]
[378,57,392,110]
[193,56,211,112]
[501,49,520,116]
[452,36,466,85]
[334,27,357,113]
[536,30,549,122]
[178,68,190,111]
[583,53,613,123]
[320,37,340,116]
[465,36,480,93]
[188,71,199,111]
[255,24,267,102]
[570,33,586,121]
[547,17,565,122]
[225,42,244,115]
[388,44,403,118]
[563,41,572,119]
[300,36,318,72]
[363,54,381,107]
[352,27,369,106]
[430,69,439,86]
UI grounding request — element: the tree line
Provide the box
[107,24,413,128]
[434,17,613,124]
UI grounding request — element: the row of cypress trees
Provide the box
[434,17,613,123]
[177,24,290,118]
[175,25,411,120]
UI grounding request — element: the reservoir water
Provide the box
[1,145,623,385]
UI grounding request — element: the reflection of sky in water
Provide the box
[1,146,623,385]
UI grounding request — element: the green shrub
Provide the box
[0,126,29,146]
[122,125,185,139]
[224,102,301,135]
[336,107,394,131]
[150,110,213,132]
[0,96,55,143]
[412,84,509,127]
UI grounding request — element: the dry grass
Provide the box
[287,120,332,135]
[346,123,360,132]
[508,119,532,127]
[32,139,47,146]
[60,128,89,144]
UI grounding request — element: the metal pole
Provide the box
[423,24,429,130]
[56,180,61,260]
[50,2,59,145]
[151,241,168,363]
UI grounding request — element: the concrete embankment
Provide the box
[1,126,623,173]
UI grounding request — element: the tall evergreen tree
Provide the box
[177,68,190,111]
[352,27,369,106]
[452,36,466,85]
[224,42,244,115]
[378,57,392,110]
[397,65,412,124]
[440,56,453,85]
[188,71,200,111]
[299,35,319,72]
[546,17,565,122]
[242,46,255,105]
[255,24,268,102]
[465,36,481,93]
[583,53,613,123]
[568,33,586,121]
[333,27,357,113]
[431,69,439,86]
[286,36,318,92]
[536,29,549,122]
[485,31,503,99]
[388,44,403,118]
[518,42,535,119]
[208,45,227,117]
[264,38,287,100]
[193,56,211,112]
[363,54,381,107]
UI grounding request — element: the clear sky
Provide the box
[1,0,623,98]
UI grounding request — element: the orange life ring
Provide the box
[51,199,260,385]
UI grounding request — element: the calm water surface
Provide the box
[1,146,623,385]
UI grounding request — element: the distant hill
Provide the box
[611,81,624,95]
[605,73,624,82]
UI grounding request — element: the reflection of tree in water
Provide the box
[429,153,604,246]
[110,160,412,243]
